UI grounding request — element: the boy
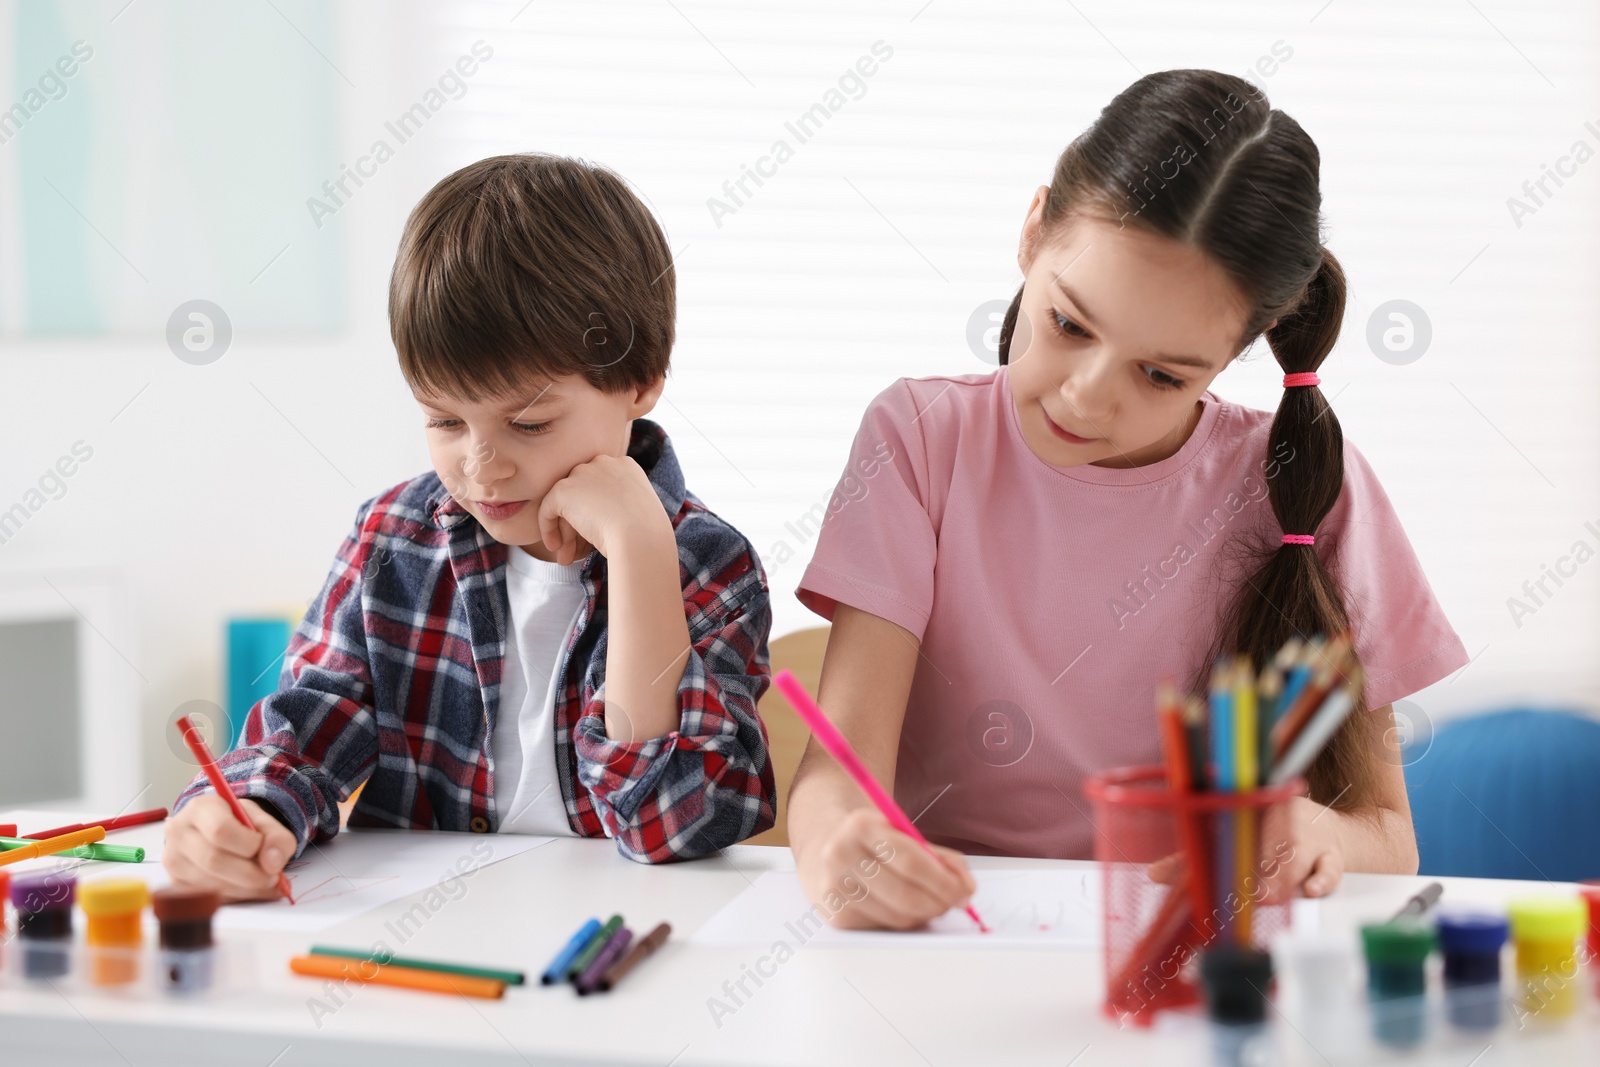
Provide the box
[165,154,776,899]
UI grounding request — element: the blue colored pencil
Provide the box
[541,917,602,985]
[1208,659,1234,942]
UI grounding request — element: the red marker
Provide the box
[771,670,987,932]
[21,807,169,842]
[175,716,294,904]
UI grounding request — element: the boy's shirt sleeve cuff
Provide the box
[172,753,336,863]
[571,562,777,862]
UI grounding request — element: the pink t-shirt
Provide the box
[796,365,1469,860]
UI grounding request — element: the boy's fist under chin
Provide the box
[162,795,298,903]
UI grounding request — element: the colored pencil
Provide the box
[0,826,105,868]
[21,807,168,842]
[0,837,144,863]
[175,715,294,903]
[771,669,988,932]
[1182,695,1209,793]
[289,954,505,999]
[597,922,671,992]
[1271,637,1320,735]
[1232,657,1257,945]
[1268,632,1351,763]
[1258,638,1302,774]
[1208,659,1234,942]
[1157,682,1212,934]
[1267,668,1364,785]
[309,945,525,986]
[542,918,602,985]
[1210,659,1235,791]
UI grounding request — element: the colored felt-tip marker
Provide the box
[175,714,294,903]
[309,945,525,986]
[0,837,145,864]
[542,917,602,985]
[0,826,106,868]
[772,669,988,932]
[289,954,505,999]
[21,807,169,842]
[575,926,633,995]
[566,914,624,982]
[598,921,671,992]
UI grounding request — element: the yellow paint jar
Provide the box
[1507,894,1589,1023]
[78,878,149,986]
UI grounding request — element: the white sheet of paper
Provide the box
[692,868,1102,949]
[136,829,556,933]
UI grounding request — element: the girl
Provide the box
[788,69,1468,930]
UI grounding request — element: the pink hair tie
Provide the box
[1281,534,1315,546]
[1282,372,1321,388]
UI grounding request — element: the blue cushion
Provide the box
[1403,708,1600,882]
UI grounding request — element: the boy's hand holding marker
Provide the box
[164,795,297,903]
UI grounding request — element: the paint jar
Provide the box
[1359,919,1435,1049]
[11,871,76,981]
[151,887,220,994]
[1580,882,1600,995]
[1272,929,1358,1055]
[1198,945,1275,1067]
[79,878,149,986]
[1507,894,1587,1024]
[1436,912,1508,1031]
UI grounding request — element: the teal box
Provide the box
[226,618,293,748]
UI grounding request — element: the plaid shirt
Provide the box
[175,419,776,863]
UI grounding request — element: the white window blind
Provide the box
[424,0,1600,715]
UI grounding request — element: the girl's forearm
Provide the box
[1329,804,1420,875]
[787,755,870,862]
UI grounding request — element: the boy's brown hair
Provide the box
[390,153,675,400]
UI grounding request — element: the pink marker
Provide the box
[772,669,987,932]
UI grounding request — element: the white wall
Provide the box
[0,0,1595,806]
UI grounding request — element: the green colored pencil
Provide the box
[0,837,145,863]
[309,945,526,986]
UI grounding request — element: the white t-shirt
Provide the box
[491,544,587,836]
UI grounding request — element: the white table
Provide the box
[1,809,1595,1066]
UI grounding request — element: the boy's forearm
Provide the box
[601,519,692,743]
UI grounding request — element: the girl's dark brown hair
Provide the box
[997,69,1372,812]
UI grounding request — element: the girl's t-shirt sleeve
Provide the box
[796,380,939,640]
[1326,439,1469,711]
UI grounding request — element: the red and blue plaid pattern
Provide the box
[175,419,776,863]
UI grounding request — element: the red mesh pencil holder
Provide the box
[1083,765,1307,1026]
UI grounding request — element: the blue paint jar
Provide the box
[1437,913,1508,1031]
